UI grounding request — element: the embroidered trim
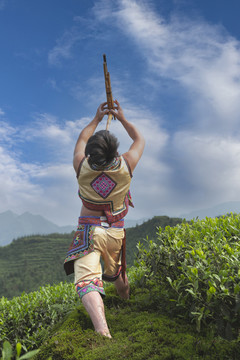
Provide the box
[64,216,125,275]
[75,278,105,299]
[64,224,95,275]
[90,157,121,171]
[90,172,117,199]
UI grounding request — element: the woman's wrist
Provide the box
[119,116,128,124]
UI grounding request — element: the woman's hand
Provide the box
[95,102,109,122]
[109,100,126,122]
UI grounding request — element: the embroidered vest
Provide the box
[77,156,133,223]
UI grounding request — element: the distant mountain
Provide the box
[0,211,74,246]
[181,201,240,220]
[0,210,150,247]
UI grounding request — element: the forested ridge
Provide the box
[0,216,182,299]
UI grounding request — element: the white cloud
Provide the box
[47,78,61,92]
[0,142,79,226]
[2,0,240,225]
[91,0,240,217]
[94,0,240,133]
[0,114,85,225]
[169,132,240,210]
[0,101,170,224]
[48,13,102,67]
[19,113,92,163]
[0,121,17,143]
[102,103,172,219]
[0,146,44,211]
[48,28,83,65]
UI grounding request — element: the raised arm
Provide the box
[73,102,109,174]
[110,100,145,172]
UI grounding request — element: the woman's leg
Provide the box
[114,272,130,300]
[82,291,112,338]
[74,228,111,337]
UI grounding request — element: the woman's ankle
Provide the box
[118,284,130,299]
[97,328,112,338]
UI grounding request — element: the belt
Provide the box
[78,216,124,228]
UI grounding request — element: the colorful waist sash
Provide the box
[78,216,124,228]
[64,216,124,275]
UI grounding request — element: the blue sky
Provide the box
[1,0,240,225]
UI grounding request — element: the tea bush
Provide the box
[34,286,240,360]
[136,214,240,339]
[0,282,77,352]
[0,341,40,360]
[1,271,240,359]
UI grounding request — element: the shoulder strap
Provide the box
[76,157,86,178]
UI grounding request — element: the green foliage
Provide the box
[1,341,40,360]
[136,214,240,339]
[1,281,240,359]
[34,286,240,360]
[0,282,77,352]
[126,216,183,266]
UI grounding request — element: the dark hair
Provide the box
[85,130,119,167]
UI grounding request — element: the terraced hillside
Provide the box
[0,233,74,298]
[0,216,182,298]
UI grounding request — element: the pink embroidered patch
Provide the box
[91,173,116,199]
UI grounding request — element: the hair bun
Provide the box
[85,130,119,167]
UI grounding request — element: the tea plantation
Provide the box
[1,214,240,359]
[0,216,182,299]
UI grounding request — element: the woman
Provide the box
[64,100,145,337]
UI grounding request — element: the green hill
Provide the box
[1,215,240,359]
[0,216,182,298]
[0,233,74,298]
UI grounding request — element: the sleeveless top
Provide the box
[77,155,134,223]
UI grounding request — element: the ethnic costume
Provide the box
[64,155,133,299]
